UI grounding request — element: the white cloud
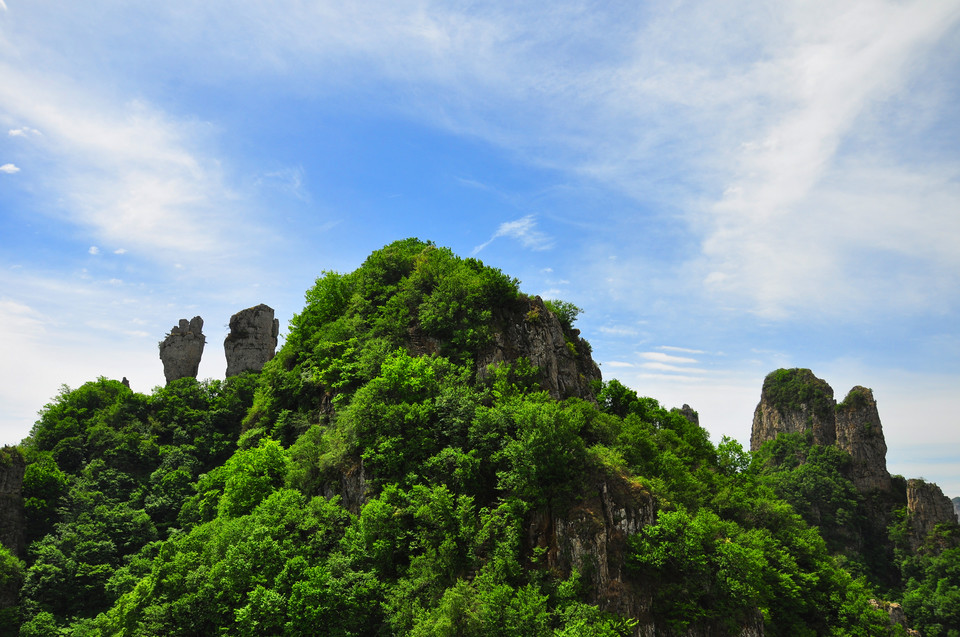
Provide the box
[0,163,19,173]
[0,62,270,265]
[114,248,127,255]
[473,215,553,254]
[640,351,698,365]
[8,126,41,137]
[88,246,100,255]
[659,345,706,355]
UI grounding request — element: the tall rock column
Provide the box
[224,304,279,376]
[835,386,891,493]
[158,316,205,384]
[750,368,837,451]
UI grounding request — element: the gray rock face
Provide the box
[224,304,279,376]
[525,470,656,633]
[159,316,205,384]
[750,369,836,452]
[953,496,960,522]
[907,479,957,548]
[477,296,601,401]
[835,387,891,493]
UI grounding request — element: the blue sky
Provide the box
[2,1,959,497]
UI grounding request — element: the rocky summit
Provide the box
[158,316,205,384]
[223,304,280,377]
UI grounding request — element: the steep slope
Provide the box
[5,241,931,636]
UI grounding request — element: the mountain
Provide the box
[1,239,958,636]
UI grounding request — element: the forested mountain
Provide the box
[1,239,958,636]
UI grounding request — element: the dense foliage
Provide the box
[2,239,957,636]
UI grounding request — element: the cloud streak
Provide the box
[473,215,553,254]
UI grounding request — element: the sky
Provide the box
[1,1,959,497]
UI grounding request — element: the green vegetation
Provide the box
[1,239,955,635]
[762,368,836,423]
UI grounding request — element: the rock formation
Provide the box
[159,316,205,384]
[751,370,892,493]
[954,496,960,522]
[750,368,836,451]
[224,304,280,377]
[835,387,891,493]
[906,479,957,548]
[0,447,26,558]
[476,296,601,401]
[525,470,656,635]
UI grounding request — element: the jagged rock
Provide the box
[525,470,656,633]
[906,479,957,549]
[224,304,279,377]
[320,460,368,515]
[750,368,836,451]
[835,387,891,493]
[0,447,26,559]
[953,496,960,522]
[477,296,601,401]
[869,599,921,636]
[159,316,205,384]
[677,404,699,426]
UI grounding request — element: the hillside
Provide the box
[1,239,958,636]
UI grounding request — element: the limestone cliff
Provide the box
[0,447,25,558]
[477,296,601,401]
[525,470,655,636]
[158,316,205,384]
[751,371,893,494]
[524,469,765,637]
[224,304,280,377]
[906,479,957,549]
[835,387,891,493]
[750,368,836,451]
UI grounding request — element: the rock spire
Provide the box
[158,316,206,384]
[224,304,279,377]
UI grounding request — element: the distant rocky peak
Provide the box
[836,386,891,493]
[224,304,280,377]
[751,370,892,493]
[158,316,205,384]
[750,368,837,452]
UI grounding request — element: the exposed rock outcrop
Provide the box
[224,304,279,377]
[869,600,921,637]
[158,316,205,384]
[751,371,892,493]
[954,496,960,522]
[525,471,656,634]
[477,296,601,401]
[750,368,837,451]
[835,387,891,493]
[0,447,26,558]
[906,479,957,549]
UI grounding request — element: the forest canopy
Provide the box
[2,239,957,636]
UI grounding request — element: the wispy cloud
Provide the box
[640,351,698,365]
[8,126,41,137]
[0,163,19,173]
[88,246,100,255]
[472,215,553,254]
[0,62,268,266]
[659,345,706,355]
